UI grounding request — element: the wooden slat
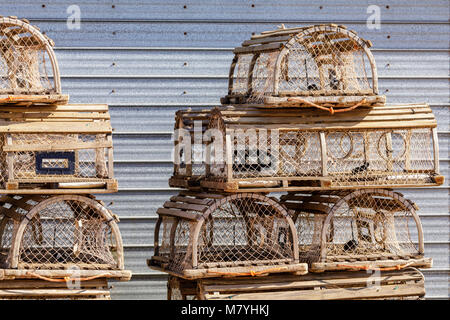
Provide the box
[0,288,110,297]
[163,201,207,212]
[226,119,437,131]
[3,141,112,152]
[183,263,308,280]
[0,278,108,290]
[242,35,291,47]
[0,269,131,281]
[283,202,331,214]
[0,111,110,120]
[0,121,112,133]
[0,187,117,195]
[218,106,431,118]
[223,112,435,126]
[0,94,69,105]
[0,104,109,113]
[233,42,283,54]
[201,272,423,293]
[156,207,201,221]
[169,196,214,206]
[310,257,433,272]
[203,283,424,300]
[251,27,309,39]
[280,194,340,204]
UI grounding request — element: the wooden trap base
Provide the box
[0,94,69,106]
[1,179,118,194]
[0,268,131,300]
[310,257,432,273]
[168,268,425,300]
[149,258,308,280]
[0,278,111,300]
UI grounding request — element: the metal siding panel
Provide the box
[109,277,167,300]
[96,190,177,218]
[113,134,173,161]
[3,0,449,22]
[5,21,448,49]
[114,161,172,188]
[60,78,449,105]
[54,49,449,78]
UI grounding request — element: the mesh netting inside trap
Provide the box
[0,17,58,95]
[153,193,300,276]
[280,189,423,264]
[0,195,123,270]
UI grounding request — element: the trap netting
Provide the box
[280,189,424,267]
[325,128,436,187]
[225,24,380,108]
[0,17,60,95]
[0,133,112,188]
[0,195,124,270]
[150,192,306,279]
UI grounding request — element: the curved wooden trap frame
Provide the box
[222,24,385,109]
[280,189,432,272]
[0,16,67,104]
[0,194,124,271]
[149,191,307,279]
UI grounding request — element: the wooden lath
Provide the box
[0,104,112,133]
[212,103,437,131]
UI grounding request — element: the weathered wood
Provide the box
[190,269,426,300]
[233,42,284,54]
[0,288,110,298]
[0,120,112,133]
[0,268,131,281]
[0,94,69,105]
[163,201,208,212]
[310,257,432,272]
[150,263,308,280]
[0,278,108,289]
[156,207,202,221]
[203,282,424,300]
[0,111,110,120]
[201,272,422,293]
[0,104,109,113]
[3,141,113,152]
[242,35,292,47]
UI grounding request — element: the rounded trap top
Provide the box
[0,16,68,105]
[222,24,385,112]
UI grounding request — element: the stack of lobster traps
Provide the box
[0,16,130,299]
[149,24,443,300]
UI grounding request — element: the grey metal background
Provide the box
[1,0,448,299]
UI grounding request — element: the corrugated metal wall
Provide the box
[2,0,448,299]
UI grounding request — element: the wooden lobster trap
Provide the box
[0,104,117,194]
[221,24,385,110]
[0,194,126,271]
[192,104,443,192]
[148,191,308,279]
[0,16,68,105]
[0,193,131,294]
[280,189,432,272]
